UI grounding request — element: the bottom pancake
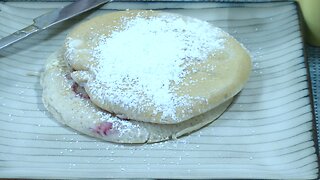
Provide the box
[40,50,232,143]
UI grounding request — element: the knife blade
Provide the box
[0,0,110,50]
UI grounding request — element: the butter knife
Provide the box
[0,0,110,50]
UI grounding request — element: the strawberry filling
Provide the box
[71,82,90,99]
[92,122,113,136]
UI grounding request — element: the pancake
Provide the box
[64,10,251,124]
[41,50,232,143]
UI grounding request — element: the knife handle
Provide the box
[0,24,40,50]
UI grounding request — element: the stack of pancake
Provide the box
[40,10,251,143]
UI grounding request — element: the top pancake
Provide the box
[64,10,251,124]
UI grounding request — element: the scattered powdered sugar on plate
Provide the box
[91,12,225,121]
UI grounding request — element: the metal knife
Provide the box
[0,0,110,50]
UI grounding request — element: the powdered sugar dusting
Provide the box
[91,12,225,121]
[65,38,82,60]
[97,111,143,137]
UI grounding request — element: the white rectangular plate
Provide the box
[0,1,318,179]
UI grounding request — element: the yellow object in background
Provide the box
[297,0,320,46]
